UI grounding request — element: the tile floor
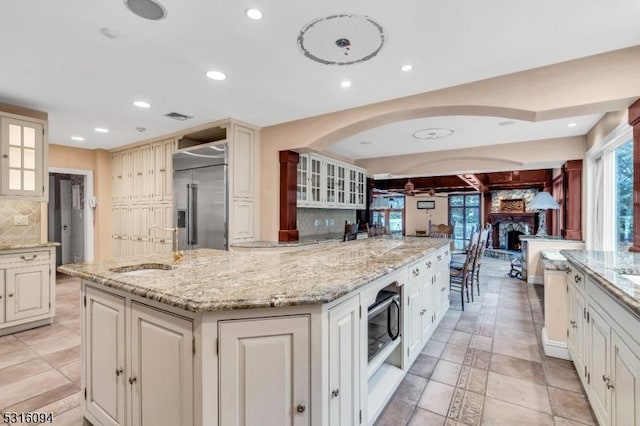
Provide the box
[0,260,596,426]
[375,258,597,426]
[0,274,83,426]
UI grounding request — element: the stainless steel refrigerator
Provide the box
[173,144,228,251]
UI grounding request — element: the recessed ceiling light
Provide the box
[125,0,167,20]
[133,101,151,108]
[206,70,227,81]
[360,141,372,145]
[246,8,263,20]
[136,127,146,132]
[400,64,413,72]
[94,127,109,133]
[100,27,119,39]
[568,123,578,127]
[340,80,351,88]
[498,120,516,126]
[413,128,455,140]
[71,136,85,141]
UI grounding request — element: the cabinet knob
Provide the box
[296,403,306,414]
[8,293,13,298]
[116,368,123,376]
[331,389,339,398]
[570,321,577,328]
[606,381,615,390]
[602,374,609,382]
[129,377,137,385]
[2,154,7,159]
[437,255,442,261]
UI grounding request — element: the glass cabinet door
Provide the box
[309,156,322,204]
[325,161,336,205]
[297,154,309,205]
[336,164,346,205]
[357,171,365,208]
[349,169,357,205]
[1,117,43,197]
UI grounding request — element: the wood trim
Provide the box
[563,160,582,240]
[0,103,47,121]
[629,99,640,251]
[279,150,299,242]
[551,173,564,237]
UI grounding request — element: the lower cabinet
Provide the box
[587,303,611,426]
[328,296,360,426]
[84,286,194,426]
[218,315,310,426]
[611,330,640,426]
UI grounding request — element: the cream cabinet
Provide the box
[83,285,194,426]
[297,153,366,209]
[219,315,310,426]
[0,115,47,199]
[0,247,55,336]
[328,295,360,426]
[566,264,640,426]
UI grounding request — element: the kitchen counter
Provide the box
[0,241,60,250]
[59,236,449,312]
[540,250,569,271]
[561,250,640,319]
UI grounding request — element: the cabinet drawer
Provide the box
[567,265,585,291]
[408,261,424,284]
[0,251,50,266]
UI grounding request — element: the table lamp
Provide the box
[528,191,560,236]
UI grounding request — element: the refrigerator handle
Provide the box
[187,184,198,245]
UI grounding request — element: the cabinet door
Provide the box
[231,125,255,199]
[0,269,5,324]
[297,154,309,206]
[588,305,611,426]
[356,170,366,209]
[219,316,310,426]
[1,117,44,197]
[309,156,322,205]
[112,152,123,203]
[573,289,586,380]
[406,281,423,361]
[329,296,360,426]
[130,147,145,202]
[85,287,126,426]
[611,331,640,426]
[348,169,357,206]
[130,303,193,426]
[336,164,346,207]
[421,273,433,342]
[162,140,174,200]
[5,264,49,322]
[121,151,132,202]
[151,142,165,201]
[325,160,336,206]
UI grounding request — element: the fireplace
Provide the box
[488,212,537,249]
[507,230,524,251]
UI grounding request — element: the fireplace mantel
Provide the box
[488,212,537,249]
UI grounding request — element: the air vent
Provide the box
[165,112,193,121]
[125,0,167,21]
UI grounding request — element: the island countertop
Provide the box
[58,237,450,313]
[560,250,640,319]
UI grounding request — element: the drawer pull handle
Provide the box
[296,404,306,414]
[570,321,577,328]
[445,250,449,256]
[21,255,37,261]
[116,368,123,376]
[8,293,14,298]
[437,255,442,261]
[129,377,137,385]
[331,389,339,398]
[574,275,581,283]
[426,261,432,269]
[602,374,609,382]
[441,287,446,292]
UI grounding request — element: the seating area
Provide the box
[449,225,491,311]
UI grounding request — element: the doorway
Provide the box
[48,169,94,266]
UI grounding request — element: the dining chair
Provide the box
[471,226,490,296]
[450,241,477,311]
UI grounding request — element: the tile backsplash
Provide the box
[297,208,356,237]
[0,200,41,244]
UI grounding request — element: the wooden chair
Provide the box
[471,226,490,296]
[343,221,359,242]
[428,220,453,238]
[450,241,477,311]
[450,230,480,302]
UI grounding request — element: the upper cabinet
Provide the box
[0,111,48,200]
[297,153,366,209]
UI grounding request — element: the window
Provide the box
[615,139,633,248]
[371,196,405,236]
[449,194,481,250]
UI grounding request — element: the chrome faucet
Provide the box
[148,225,184,263]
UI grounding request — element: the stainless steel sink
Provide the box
[109,263,175,276]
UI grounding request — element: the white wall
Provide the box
[405,194,450,234]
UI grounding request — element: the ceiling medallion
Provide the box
[412,128,455,140]
[297,14,386,66]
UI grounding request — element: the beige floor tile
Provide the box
[42,345,81,369]
[469,334,493,352]
[1,383,80,415]
[57,359,81,384]
[417,381,455,416]
[440,343,467,364]
[449,331,473,347]
[494,326,538,345]
[14,323,70,346]
[395,373,428,404]
[431,360,462,386]
[553,417,593,426]
[422,339,446,358]
[48,405,83,426]
[408,408,445,426]
[548,387,596,425]
[486,371,551,414]
[38,391,83,419]
[463,348,491,370]
[457,366,488,394]
[0,347,38,370]
[409,355,438,379]
[447,387,484,426]
[375,398,415,426]
[492,337,542,363]
[0,359,52,387]
[0,336,29,356]
[29,333,80,357]
[543,362,583,393]
[455,319,477,334]
[482,396,554,426]
[0,369,70,410]
[490,353,546,384]
[432,328,454,343]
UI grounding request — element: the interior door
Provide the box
[60,179,71,264]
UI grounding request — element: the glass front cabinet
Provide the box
[0,115,47,199]
[297,152,366,209]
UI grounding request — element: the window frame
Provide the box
[448,193,481,250]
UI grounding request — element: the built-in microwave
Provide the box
[367,289,401,364]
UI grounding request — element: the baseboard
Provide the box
[0,317,53,337]
[527,275,544,284]
[542,327,572,360]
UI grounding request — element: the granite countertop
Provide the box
[560,250,640,318]
[0,242,60,250]
[230,233,347,249]
[58,237,449,313]
[520,235,584,242]
[540,250,569,271]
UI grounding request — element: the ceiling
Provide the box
[327,114,603,159]
[0,1,639,150]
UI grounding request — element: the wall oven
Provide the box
[367,289,401,364]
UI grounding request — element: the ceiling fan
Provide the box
[375,179,447,198]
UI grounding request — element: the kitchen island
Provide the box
[59,237,451,426]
